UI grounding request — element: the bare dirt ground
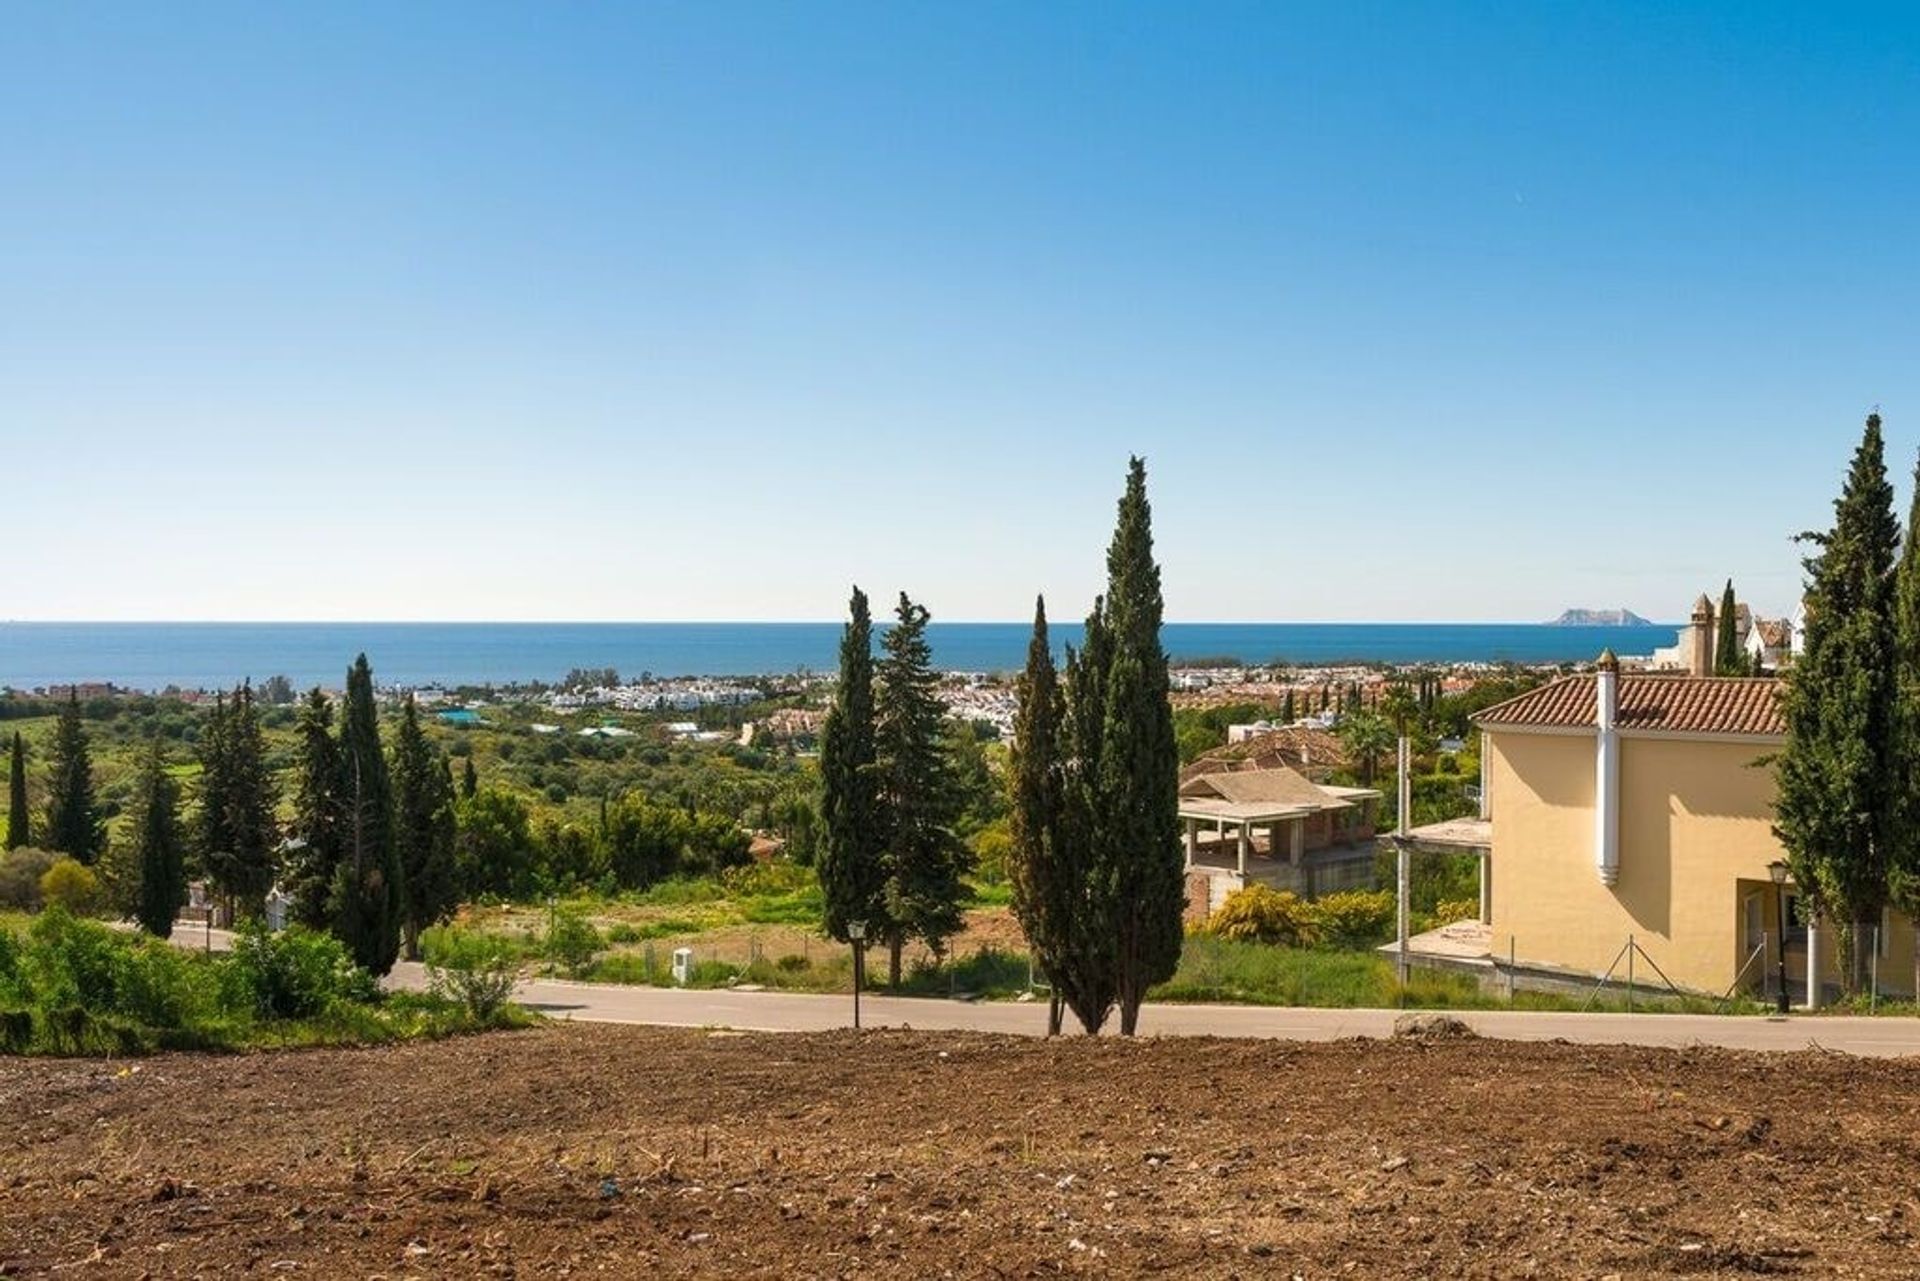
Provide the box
[4,1024,1920,1278]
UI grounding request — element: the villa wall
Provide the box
[1482,729,1907,995]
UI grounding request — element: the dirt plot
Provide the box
[4,1026,1920,1278]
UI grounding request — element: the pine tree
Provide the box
[393,696,459,960]
[873,593,970,984]
[6,731,27,851]
[1777,414,1902,991]
[284,688,344,929]
[1715,579,1744,675]
[817,588,888,959]
[1009,597,1072,1035]
[336,655,403,975]
[130,738,187,937]
[44,690,104,864]
[197,683,280,917]
[461,756,479,799]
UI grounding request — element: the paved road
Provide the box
[175,923,1920,1057]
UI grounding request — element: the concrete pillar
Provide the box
[1478,851,1491,924]
[1478,732,1490,820]
[1235,823,1248,876]
[1183,819,1196,868]
[1395,840,1411,985]
[1396,736,1411,838]
[1806,918,1824,1010]
[1290,816,1305,863]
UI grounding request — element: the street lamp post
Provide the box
[848,920,867,1030]
[1768,860,1791,1014]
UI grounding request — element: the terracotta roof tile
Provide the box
[1473,674,1785,738]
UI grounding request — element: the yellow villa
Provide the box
[1469,649,1916,1004]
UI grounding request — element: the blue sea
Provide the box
[0,622,1679,691]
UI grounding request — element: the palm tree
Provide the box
[1339,710,1396,786]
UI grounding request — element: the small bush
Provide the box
[0,848,58,910]
[228,923,376,1020]
[604,922,642,945]
[1307,890,1397,948]
[545,908,602,977]
[39,858,101,915]
[1432,898,1480,925]
[1206,886,1317,946]
[426,930,522,1020]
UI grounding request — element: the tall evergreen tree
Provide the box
[1282,688,1296,724]
[6,731,27,851]
[197,683,280,917]
[1715,579,1744,675]
[284,688,345,929]
[1057,598,1120,1033]
[1094,457,1184,1035]
[1889,445,1920,930]
[336,655,403,974]
[873,593,970,984]
[130,738,187,937]
[461,756,479,799]
[817,588,888,958]
[1009,597,1073,1035]
[1776,414,1901,991]
[393,696,459,960]
[44,691,104,864]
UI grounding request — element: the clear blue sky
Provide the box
[5,3,1916,623]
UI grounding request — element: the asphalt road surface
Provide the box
[175,922,1920,1057]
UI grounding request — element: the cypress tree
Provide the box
[1084,458,1184,1036]
[198,683,280,917]
[873,593,970,984]
[1009,597,1072,1035]
[1776,414,1901,991]
[393,696,459,960]
[817,588,888,957]
[461,756,479,799]
[44,690,104,864]
[6,731,27,851]
[130,738,187,937]
[336,655,403,975]
[1715,579,1744,675]
[1282,688,1296,724]
[285,688,344,929]
[1889,445,1920,928]
[1057,599,1119,1033]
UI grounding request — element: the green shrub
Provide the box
[1206,886,1317,946]
[1306,890,1397,948]
[1432,898,1480,925]
[604,922,642,944]
[544,908,602,977]
[39,858,101,915]
[425,929,522,1020]
[0,848,58,911]
[228,923,376,1020]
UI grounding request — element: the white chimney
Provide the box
[1594,650,1620,886]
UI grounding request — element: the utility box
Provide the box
[671,947,693,985]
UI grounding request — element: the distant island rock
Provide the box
[1546,608,1653,627]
